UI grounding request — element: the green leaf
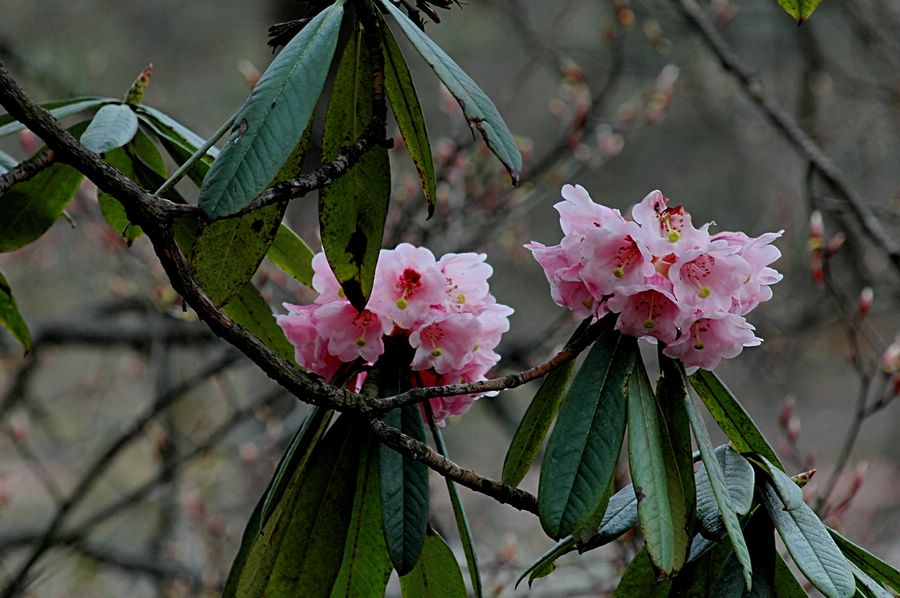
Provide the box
[319,15,390,310]
[671,535,735,597]
[0,150,17,173]
[685,393,753,589]
[226,406,332,591]
[754,455,804,511]
[378,0,522,183]
[761,482,856,598]
[378,12,437,216]
[538,318,634,539]
[515,538,573,589]
[0,271,31,352]
[714,510,781,598]
[627,356,692,575]
[198,0,345,217]
[501,359,575,487]
[696,445,755,539]
[689,370,784,469]
[267,224,316,289]
[80,104,139,153]
[399,528,467,598]
[0,156,84,252]
[330,436,393,598]
[0,97,114,137]
[774,553,810,598]
[191,204,285,306]
[849,563,893,598]
[829,528,900,593]
[222,281,296,363]
[137,106,217,186]
[613,547,673,598]
[224,414,362,597]
[776,0,823,24]
[380,403,430,575]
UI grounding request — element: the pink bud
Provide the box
[787,416,801,443]
[19,129,39,154]
[809,211,824,239]
[881,339,900,374]
[778,398,794,428]
[826,232,846,257]
[857,287,873,317]
[10,414,30,444]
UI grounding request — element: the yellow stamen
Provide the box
[356,338,366,347]
[431,348,442,357]
[668,230,680,243]
[698,287,711,298]
[396,298,408,309]
[613,266,624,279]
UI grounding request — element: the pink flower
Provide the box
[669,241,750,314]
[607,275,683,344]
[277,303,342,381]
[555,184,624,237]
[438,252,493,312]
[369,243,447,330]
[312,252,344,304]
[314,301,392,363]
[712,230,783,315]
[662,313,761,373]
[525,240,595,317]
[410,314,481,374]
[631,190,709,254]
[577,219,655,299]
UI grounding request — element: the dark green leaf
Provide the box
[754,455,804,511]
[222,281,296,363]
[696,445,755,539]
[0,271,31,352]
[515,538,573,589]
[538,318,634,539]
[224,414,361,597]
[226,406,332,588]
[80,104,139,153]
[267,223,316,289]
[627,356,692,575]
[686,393,753,589]
[829,528,900,593]
[580,483,639,550]
[378,12,437,216]
[319,16,390,310]
[199,0,345,217]
[380,404,430,575]
[776,0,823,23]
[714,510,778,598]
[0,160,84,252]
[0,150,17,173]
[761,482,855,598]
[689,370,784,469]
[672,535,735,597]
[849,563,893,598]
[0,97,113,137]
[378,0,522,183]
[774,553,810,598]
[330,436,393,598]
[398,528,467,598]
[191,204,285,306]
[502,359,575,487]
[613,547,672,598]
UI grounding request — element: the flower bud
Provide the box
[881,339,900,374]
[857,287,873,317]
[809,210,824,240]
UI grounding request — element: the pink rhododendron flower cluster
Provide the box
[276,244,513,422]
[527,185,782,372]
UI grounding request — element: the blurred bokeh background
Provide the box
[1,0,898,595]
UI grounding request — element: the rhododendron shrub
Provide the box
[277,244,513,422]
[527,184,782,371]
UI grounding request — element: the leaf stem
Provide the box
[153,112,236,196]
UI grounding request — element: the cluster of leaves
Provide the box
[506,316,899,596]
[1,0,896,596]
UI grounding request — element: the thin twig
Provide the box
[0,149,55,193]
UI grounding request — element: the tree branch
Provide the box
[0,149,55,193]
[673,0,900,277]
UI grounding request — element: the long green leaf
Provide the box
[137,107,217,186]
[399,528,467,598]
[538,318,634,539]
[849,563,893,598]
[0,272,31,352]
[378,12,436,215]
[80,104,139,153]
[689,370,783,469]
[753,455,804,511]
[829,528,900,593]
[224,414,361,597]
[319,15,390,310]
[380,403,430,575]
[267,223,316,289]
[0,150,17,173]
[502,359,575,487]
[199,0,345,217]
[0,159,84,252]
[774,553,810,597]
[761,482,856,598]
[613,547,673,598]
[330,435,393,598]
[695,445,755,539]
[225,406,332,591]
[223,281,296,363]
[671,535,735,597]
[378,0,521,183]
[628,356,692,575]
[0,97,113,137]
[685,392,753,589]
